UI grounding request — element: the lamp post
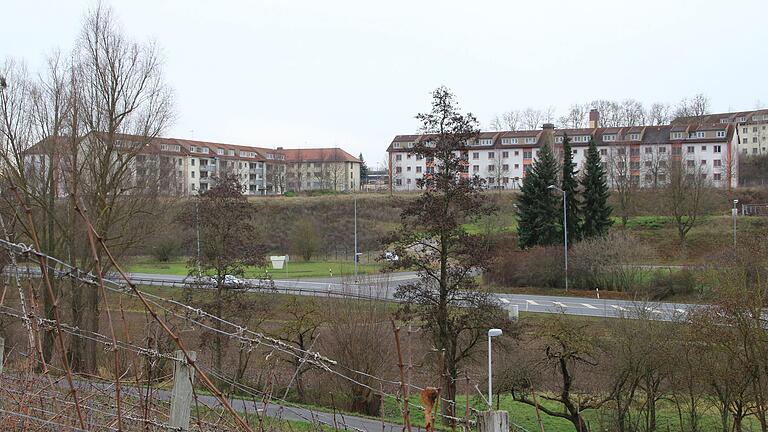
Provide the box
[487,328,503,409]
[732,199,739,248]
[548,185,568,292]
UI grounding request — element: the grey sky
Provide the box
[4,0,767,167]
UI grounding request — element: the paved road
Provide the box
[125,271,696,321]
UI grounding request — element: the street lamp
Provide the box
[487,328,503,409]
[548,185,568,292]
[732,199,739,248]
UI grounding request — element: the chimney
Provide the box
[541,123,556,148]
[276,146,283,150]
[588,109,600,128]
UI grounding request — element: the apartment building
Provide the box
[25,133,360,196]
[387,114,739,191]
[672,109,768,156]
[281,148,362,192]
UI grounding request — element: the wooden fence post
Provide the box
[169,350,196,431]
[0,337,4,374]
[476,410,509,432]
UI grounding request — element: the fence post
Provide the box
[0,337,4,374]
[476,410,509,432]
[169,350,196,431]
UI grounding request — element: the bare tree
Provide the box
[522,108,545,130]
[662,156,712,244]
[559,104,589,129]
[607,147,637,227]
[674,94,711,118]
[647,102,672,125]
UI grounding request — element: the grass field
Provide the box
[126,256,383,279]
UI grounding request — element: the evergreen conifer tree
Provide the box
[560,134,582,244]
[580,138,613,238]
[517,142,560,248]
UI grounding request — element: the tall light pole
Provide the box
[732,199,739,248]
[487,328,502,409]
[353,184,360,281]
[548,185,568,292]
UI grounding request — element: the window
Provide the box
[628,133,640,141]
[687,146,695,153]
[472,165,479,173]
[514,164,519,169]
[743,127,748,134]
[687,160,695,167]
[659,147,667,153]
[523,151,532,158]
[472,152,480,160]
[617,148,626,155]
[754,127,758,132]
[600,149,608,156]
[689,131,705,139]
[603,134,616,142]
[393,143,401,149]
[644,147,653,154]
[488,151,495,159]
[645,174,653,182]
[406,154,412,159]
[714,173,722,181]
[502,151,509,158]
[753,137,759,143]
[191,159,195,166]
[701,146,708,151]
[216,148,224,155]
[573,149,577,154]
[742,138,749,144]
[160,144,181,152]
[713,159,721,167]
[416,166,422,173]
[672,147,682,155]
[524,137,536,144]
[406,166,411,172]
[630,148,640,156]
[395,179,402,186]
[501,138,518,145]
[502,164,509,171]
[191,171,196,178]
[488,165,495,172]
[395,154,402,161]
[644,161,652,167]
[671,132,683,139]
[630,162,640,169]
[478,138,493,146]
[514,151,519,156]
[716,131,726,138]
[700,160,707,166]
[555,136,564,143]
[395,167,402,173]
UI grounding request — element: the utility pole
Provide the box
[195,199,201,277]
[353,187,359,280]
[732,199,739,248]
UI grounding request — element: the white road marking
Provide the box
[581,303,598,309]
[675,308,687,313]
[552,301,567,308]
[611,305,628,312]
[499,298,510,304]
[526,300,540,306]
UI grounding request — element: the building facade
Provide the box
[672,109,768,156]
[25,133,361,196]
[387,116,739,191]
[281,148,361,192]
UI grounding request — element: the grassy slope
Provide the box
[127,257,382,279]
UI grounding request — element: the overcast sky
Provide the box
[4,0,767,167]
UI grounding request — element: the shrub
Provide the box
[645,268,698,300]
[485,244,564,288]
[569,232,656,292]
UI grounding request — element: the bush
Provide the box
[645,268,698,300]
[569,232,656,292]
[485,244,564,288]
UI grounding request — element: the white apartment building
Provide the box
[25,133,360,196]
[673,109,768,156]
[387,119,739,191]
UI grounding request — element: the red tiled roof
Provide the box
[281,148,361,163]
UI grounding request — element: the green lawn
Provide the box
[126,257,383,279]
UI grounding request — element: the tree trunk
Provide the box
[213,284,223,375]
[85,281,100,373]
[69,279,84,371]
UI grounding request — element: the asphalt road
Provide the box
[125,271,696,321]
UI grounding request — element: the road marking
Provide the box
[581,303,598,309]
[611,305,628,312]
[675,308,687,314]
[526,300,540,306]
[552,301,567,308]
[650,309,663,314]
[499,298,510,304]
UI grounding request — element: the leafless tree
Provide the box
[522,108,545,130]
[641,146,669,189]
[647,102,672,125]
[662,156,712,244]
[607,147,637,227]
[559,104,589,129]
[674,93,711,118]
